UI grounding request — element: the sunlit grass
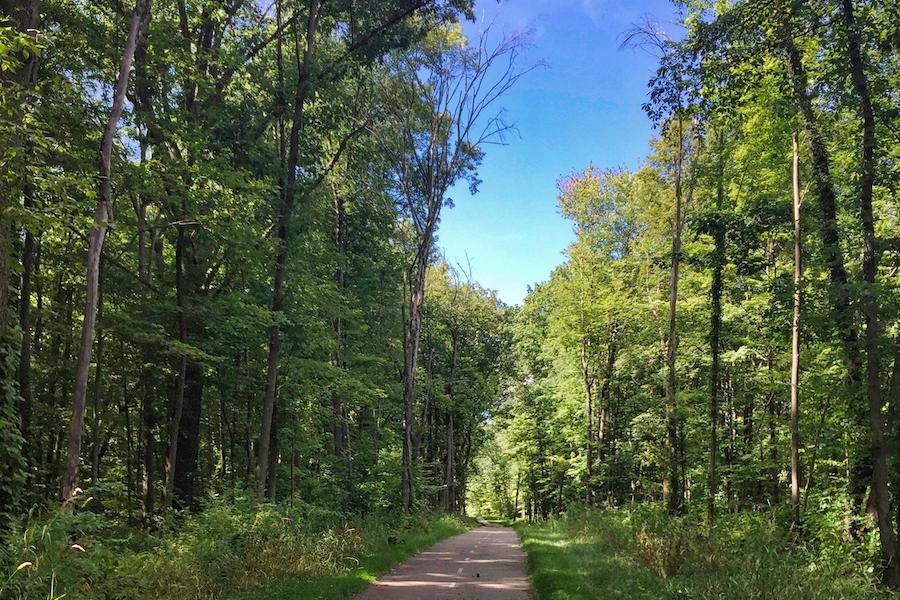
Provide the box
[516,506,892,600]
[2,498,471,600]
[231,517,469,600]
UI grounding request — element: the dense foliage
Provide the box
[1,496,469,599]
[2,0,900,597]
[0,0,517,596]
[517,507,890,599]
[469,0,900,590]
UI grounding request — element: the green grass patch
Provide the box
[2,495,470,600]
[231,514,469,600]
[516,505,892,600]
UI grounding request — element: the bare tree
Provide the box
[61,0,151,502]
[380,25,535,512]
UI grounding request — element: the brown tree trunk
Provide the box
[582,338,593,505]
[173,361,203,508]
[840,0,899,586]
[90,256,105,486]
[121,363,135,522]
[258,0,320,500]
[61,0,149,501]
[400,221,436,512]
[790,131,802,526]
[600,339,615,500]
[140,366,155,516]
[0,0,40,350]
[163,224,187,510]
[708,132,726,523]
[266,402,278,500]
[513,470,521,519]
[664,117,686,516]
[332,189,347,458]
[18,178,36,462]
[444,412,455,513]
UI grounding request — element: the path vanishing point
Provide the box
[352,525,533,599]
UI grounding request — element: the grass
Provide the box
[2,495,472,600]
[516,505,893,600]
[231,515,469,600]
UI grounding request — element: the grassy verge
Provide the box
[232,514,469,600]
[516,505,891,600]
[2,495,470,600]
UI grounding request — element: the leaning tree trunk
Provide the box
[61,0,149,501]
[89,256,105,486]
[840,0,900,586]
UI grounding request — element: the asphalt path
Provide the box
[352,525,532,600]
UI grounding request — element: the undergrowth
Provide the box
[1,493,469,600]
[517,505,892,600]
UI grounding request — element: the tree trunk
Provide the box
[120,359,135,522]
[61,0,149,501]
[401,223,434,512]
[266,402,279,500]
[779,3,861,395]
[140,367,155,516]
[790,131,802,526]
[664,117,686,516]
[90,256,105,486]
[840,0,900,586]
[442,332,458,513]
[582,338,593,505]
[163,223,187,511]
[514,470,521,519]
[18,177,36,464]
[258,0,320,500]
[444,412,455,513]
[708,132,726,523]
[332,188,347,459]
[0,0,40,348]
[173,361,203,508]
[600,339,615,500]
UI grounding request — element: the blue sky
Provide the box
[437,0,680,305]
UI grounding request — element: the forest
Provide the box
[1,0,899,599]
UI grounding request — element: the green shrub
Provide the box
[1,494,467,600]
[517,505,890,600]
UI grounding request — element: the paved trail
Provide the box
[352,525,532,600]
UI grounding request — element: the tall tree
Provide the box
[839,0,899,585]
[382,26,531,511]
[61,0,151,502]
[790,131,802,526]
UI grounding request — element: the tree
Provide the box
[789,130,802,526]
[381,25,531,511]
[61,0,151,502]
